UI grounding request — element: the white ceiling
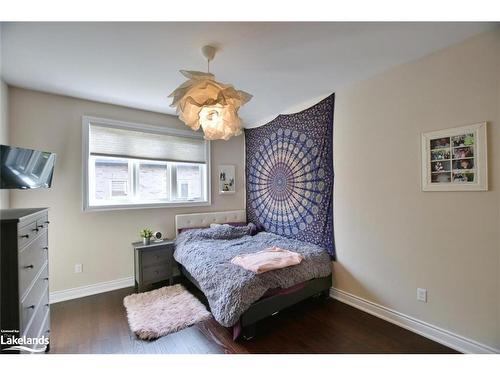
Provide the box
[1,22,496,127]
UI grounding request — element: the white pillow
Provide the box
[210,223,235,229]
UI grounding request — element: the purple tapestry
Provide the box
[245,94,335,258]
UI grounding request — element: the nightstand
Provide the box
[132,239,179,292]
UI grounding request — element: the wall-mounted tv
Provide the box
[0,145,56,189]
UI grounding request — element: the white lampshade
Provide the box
[169,70,252,141]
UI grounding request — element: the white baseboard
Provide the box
[50,276,135,304]
[330,287,499,354]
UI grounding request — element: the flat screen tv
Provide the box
[0,144,56,189]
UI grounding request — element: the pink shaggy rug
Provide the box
[123,284,212,340]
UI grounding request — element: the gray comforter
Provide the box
[174,225,331,327]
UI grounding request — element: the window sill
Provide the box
[83,200,211,212]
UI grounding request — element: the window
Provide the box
[83,117,210,211]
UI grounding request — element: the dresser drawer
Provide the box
[141,247,173,267]
[142,262,171,284]
[18,220,39,249]
[21,263,49,332]
[37,311,51,351]
[23,288,49,341]
[25,310,51,353]
[36,213,50,231]
[19,231,49,297]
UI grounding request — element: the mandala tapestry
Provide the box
[245,94,335,258]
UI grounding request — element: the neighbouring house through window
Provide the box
[83,116,210,211]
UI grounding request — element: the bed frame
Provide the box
[175,210,333,340]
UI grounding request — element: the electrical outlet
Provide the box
[74,264,83,273]
[417,288,427,303]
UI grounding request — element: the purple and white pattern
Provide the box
[245,94,335,258]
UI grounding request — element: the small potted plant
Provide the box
[140,228,153,245]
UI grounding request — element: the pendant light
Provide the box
[168,45,252,140]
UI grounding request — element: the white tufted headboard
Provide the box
[175,210,247,234]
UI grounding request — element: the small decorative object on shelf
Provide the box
[140,228,153,245]
[421,122,488,191]
[219,165,236,194]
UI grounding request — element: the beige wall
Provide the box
[0,82,7,146]
[0,23,10,209]
[334,29,500,350]
[0,80,8,209]
[9,88,245,292]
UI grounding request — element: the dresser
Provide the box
[1,208,51,353]
[132,239,179,292]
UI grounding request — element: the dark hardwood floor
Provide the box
[49,286,458,354]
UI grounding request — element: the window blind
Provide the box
[89,124,207,163]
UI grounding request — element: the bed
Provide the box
[174,210,332,340]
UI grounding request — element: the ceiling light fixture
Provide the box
[168,45,252,141]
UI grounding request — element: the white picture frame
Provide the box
[218,165,236,194]
[421,122,487,191]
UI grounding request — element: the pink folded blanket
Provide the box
[231,246,304,274]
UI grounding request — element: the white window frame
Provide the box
[82,116,211,212]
